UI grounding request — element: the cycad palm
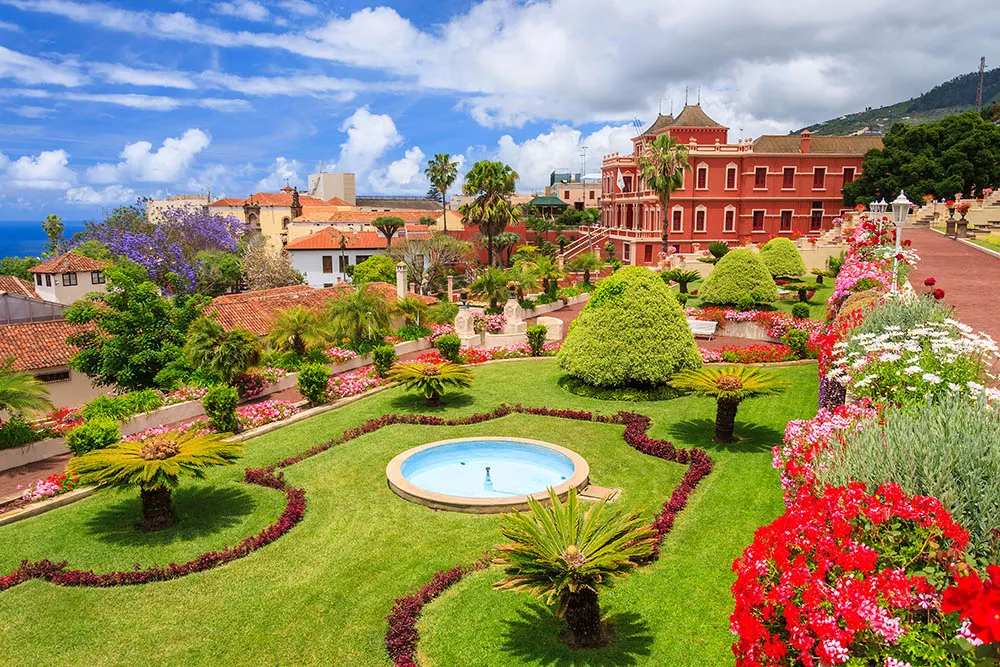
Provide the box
[68,432,244,531]
[0,357,52,416]
[670,365,784,442]
[469,266,510,310]
[662,268,701,294]
[268,305,330,356]
[326,283,393,347]
[388,360,473,406]
[494,487,656,648]
[185,317,260,384]
[637,134,690,253]
[395,296,429,327]
[425,154,458,233]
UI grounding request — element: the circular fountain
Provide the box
[386,437,590,513]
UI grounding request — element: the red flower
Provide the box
[903,239,912,247]
[943,566,1000,645]
[924,277,936,286]
[933,288,945,300]
[895,253,904,260]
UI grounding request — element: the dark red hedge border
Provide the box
[382,405,714,666]
[0,403,713,667]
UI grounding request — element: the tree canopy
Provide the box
[843,112,1000,206]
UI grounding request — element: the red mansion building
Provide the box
[600,105,882,262]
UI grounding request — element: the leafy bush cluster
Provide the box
[558,266,701,388]
[526,324,547,356]
[202,385,239,433]
[758,237,806,278]
[81,390,164,422]
[698,249,778,306]
[0,417,44,450]
[434,334,462,363]
[66,418,121,456]
[297,364,332,406]
[371,345,398,378]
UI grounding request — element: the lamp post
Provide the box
[869,197,889,233]
[890,191,912,294]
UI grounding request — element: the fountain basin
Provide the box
[386,437,590,514]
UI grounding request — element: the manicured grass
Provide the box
[674,277,833,320]
[0,360,818,665]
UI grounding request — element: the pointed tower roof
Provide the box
[642,113,674,135]
[669,104,726,128]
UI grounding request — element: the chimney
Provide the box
[800,130,811,154]
[396,262,407,299]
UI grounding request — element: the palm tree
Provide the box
[568,252,604,287]
[637,134,691,254]
[325,283,393,348]
[492,231,522,266]
[507,260,539,300]
[532,253,565,298]
[494,487,655,648]
[372,216,405,248]
[459,160,520,266]
[662,268,701,294]
[425,154,459,233]
[184,317,261,385]
[395,295,429,327]
[0,357,52,416]
[67,431,244,531]
[670,366,785,442]
[469,266,510,310]
[388,360,473,406]
[268,305,330,356]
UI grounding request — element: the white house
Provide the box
[285,228,393,287]
[28,252,109,305]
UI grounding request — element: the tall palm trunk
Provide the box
[486,231,494,267]
[715,397,741,442]
[660,193,670,254]
[140,485,175,531]
[441,194,448,234]
[564,589,604,648]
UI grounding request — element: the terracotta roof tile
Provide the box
[752,135,884,154]
[0,319,87,371]
[0,275,39,298]
[642,113,674,135]
[285,228,390,251]
[29,252,108,274]
[669,105,726,128]
[206,283,434,336]
[292,209,433,224]
[208,192,328,208]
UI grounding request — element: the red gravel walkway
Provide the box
[904,228,1000,342]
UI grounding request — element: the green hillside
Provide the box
[797,66,1000,136]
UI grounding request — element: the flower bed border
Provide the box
[0,403,714,667]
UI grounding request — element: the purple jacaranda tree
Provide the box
[81,203,249,293]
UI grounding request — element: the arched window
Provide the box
[725,163,738,190]
[723,206,737,233]
[281,216,290,230]
[694,206,707,232]
[696,164,708,190]
[671,205,684,233]
[247,213,260,231]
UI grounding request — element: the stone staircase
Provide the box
[559,226,609,262]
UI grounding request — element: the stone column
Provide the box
[395,263,407,299]
[447,275,454,303]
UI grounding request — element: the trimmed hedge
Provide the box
[66,418,120,456]
[698,249,778,305]
[557,266,701,388]
[352,255,396,284]
[759,238,806,278]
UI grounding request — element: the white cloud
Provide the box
[198,70,363,99]
[0,20,22,31]
[65,184,136,206]
[256,157,302,190]
[6,88,250,112]
[89,63,197,89]
[0,46,86,86]
[495,123,634,190]
[277,0,319,17]
[212,1,270,22]
[11,106,54,118]
[336,107,402,176]
[6,149,76,190]
[369,146,426,193]
[87,129,211,184]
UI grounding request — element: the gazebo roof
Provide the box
[529,195,569,208]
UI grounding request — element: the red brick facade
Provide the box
[600,105,883,262]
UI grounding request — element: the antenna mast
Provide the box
[976,57,986,111]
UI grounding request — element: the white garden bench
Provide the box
[687,318,718,340]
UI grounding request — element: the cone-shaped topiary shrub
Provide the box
[759,237,806,278]
[558,266,701,388]
[698,249,778,306]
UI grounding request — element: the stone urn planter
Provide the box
[944,208,957,238]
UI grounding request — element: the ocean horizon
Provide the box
[0,220,88,259]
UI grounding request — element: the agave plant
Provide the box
[670,365,785,442]
[67,432,244,531]
[388,360,473,406]
[494,488,655,648]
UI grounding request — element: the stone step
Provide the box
[579,484,621,502]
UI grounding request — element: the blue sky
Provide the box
[0,0,996,220]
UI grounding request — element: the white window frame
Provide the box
[812,167,826,191]
[694,205,708,233]
[781,166,796,191]
[723,205,737,233]
[695,164,709,191]
[779,209,794,232]
[751,208,766,232]
[725,162,738,191]
[671,205,684,233]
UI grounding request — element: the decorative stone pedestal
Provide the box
[502,297,527,334]
[454,307,480,347]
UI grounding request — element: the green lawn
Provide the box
[0,360,818,666]
[674,277,833,320]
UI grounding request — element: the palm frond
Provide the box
[670,365,785,401]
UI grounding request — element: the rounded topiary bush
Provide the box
[699,249,778,305]
[557,266,701,388]
[759,237,806,278]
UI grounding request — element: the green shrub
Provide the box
[759,238,806,278]
[435,334,462,364]
[202,385,239,433]
[817,395,1000,562]
[66,418,120,456]
[0,417,41,450]
[782,329,813,359]
[558,266,701,388]
[676,292,689,306]
[352,255,396,284]
[396,325,431,341]
[736,294,756,311]
[708,241,730,259]
[82,390,164,422]
[526,324,547,356]
[698,249,778,305]
[791,303,811,320]
[297,363,331,406]
[427,301,458,325]
[372,345,398,377]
